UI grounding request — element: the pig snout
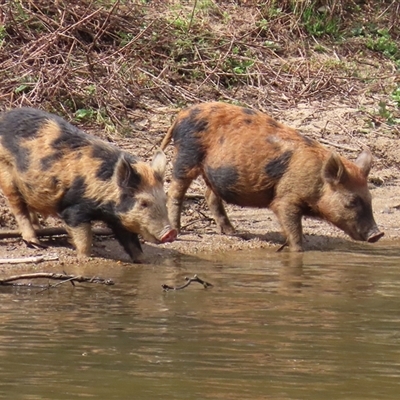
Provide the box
[367,228,384,243]
[159,226,177,243]
[350,225,384,243]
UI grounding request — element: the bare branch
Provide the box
[0,272,114,287]
[162,274,213,291]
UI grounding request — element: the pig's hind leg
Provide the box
[0,169,41,247]
[205,187,235,234]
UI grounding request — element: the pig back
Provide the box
[0,108,127,215]
[170,102,321,208]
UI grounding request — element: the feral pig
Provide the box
[161,102,384,251]
[0,107,177,262]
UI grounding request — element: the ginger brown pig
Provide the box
[161,102,384,251]
[0,107,176,262]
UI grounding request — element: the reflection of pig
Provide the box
[161,102,384,251]
[0,107,176,261]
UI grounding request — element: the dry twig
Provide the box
[0,255,58,264]
[162,274,213,291]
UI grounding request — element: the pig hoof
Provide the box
[219,226,236,235]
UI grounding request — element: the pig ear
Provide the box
[323,152,348,185]
[115,156,141,189]
[151,149,167,180]
[355,148,372,178]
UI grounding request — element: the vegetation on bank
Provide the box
[0,0,398,133]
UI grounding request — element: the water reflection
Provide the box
[0,242,399,399]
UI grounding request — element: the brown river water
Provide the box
[0,241,400,400]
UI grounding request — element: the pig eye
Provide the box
[347,196,362,209]
[138,200,149,209]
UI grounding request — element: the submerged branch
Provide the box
[0,272,115,288]
[162,274,213,291]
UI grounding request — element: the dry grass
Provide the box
[0,0,398,134]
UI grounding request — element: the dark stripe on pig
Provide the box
[0,108,47,141]
[59,176,87,212]
[40,117,90,170]
[92,144,119,180]
[116,191,136,214]
[58,177,94,226]
[51,123,92,151]
[59,176,122,228]
[40,152,64,171]
[171,108,208,179]
[205,165,239,204]
[265,150,293,180]
[15,146,30,172]
[0,108,50,171]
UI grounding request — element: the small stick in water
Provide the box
[162,274,213,291]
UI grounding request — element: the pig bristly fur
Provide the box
[0,107,175,261]
[161,102,383,251]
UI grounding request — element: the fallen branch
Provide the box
[162,274,213,291]
[0,255,59,264]
[0,272,114,288]
[0,227,113,239]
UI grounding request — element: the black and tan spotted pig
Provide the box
[161,102,383,251]
[0,107,176,262]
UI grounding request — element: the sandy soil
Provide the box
[0,96,399,273]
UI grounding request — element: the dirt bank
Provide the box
[0,98,398,269]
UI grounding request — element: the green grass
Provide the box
[301,6,340,37]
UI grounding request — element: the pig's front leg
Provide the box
[109,222,143,263]
[60,205,94,258]
[64,223,93,258]
[205,187,235,234]
[272,201,304,252]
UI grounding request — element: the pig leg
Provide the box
[272,202,303,252]
[0,169,40,246]
[109,222,143,263]
[167,178,193,231]
[29,210,41,230]
[205,187,235,234]
[64,223,93,258]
